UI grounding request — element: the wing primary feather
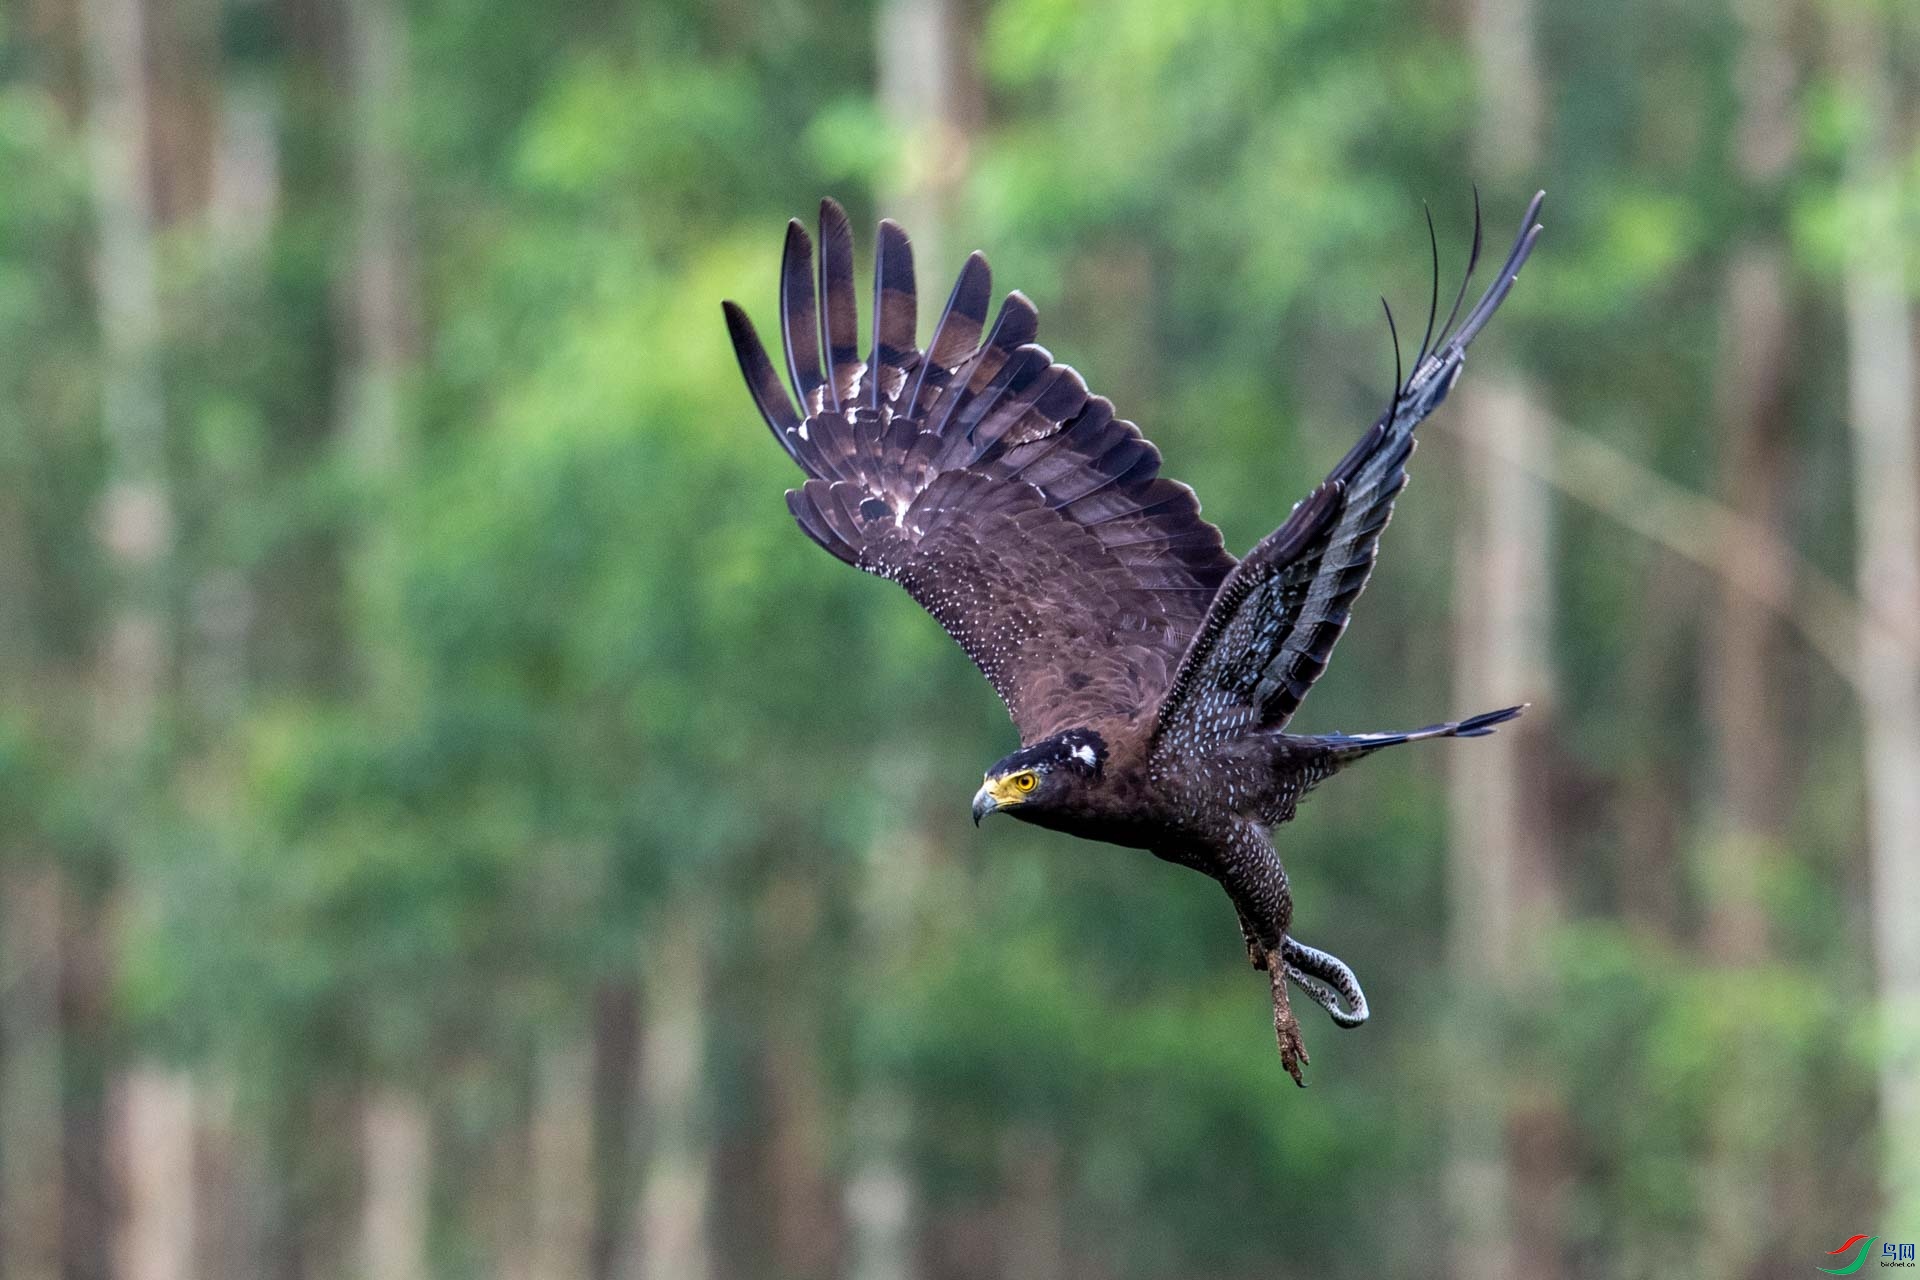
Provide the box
[994,395,1113,487]
[992,290,1041,353]
[907,251,992,414]
[929,292,1040,438]
[818,198,862,409]
[780,220,827,412]
[732,205,1254,743]
[1414,203,1440,372]
[1379,296,1402,422]
[1435,186,1484,350]
[723,301,802,448]
[871,219,918,410]
[969,362,1088,462]
[1447,192,1544,350]
[955,345,1051,447]
[1150,190,1545,743]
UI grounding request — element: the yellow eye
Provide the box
[1013,771,1037,793]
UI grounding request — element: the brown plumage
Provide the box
[725,193,1544,1084]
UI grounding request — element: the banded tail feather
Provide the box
[1310,703,1526,760]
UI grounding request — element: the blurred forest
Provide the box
[3,0,1920,1276]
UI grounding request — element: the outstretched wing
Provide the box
[725,200,1236,742]
[1152,192,1545,754]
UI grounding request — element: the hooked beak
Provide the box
[971,775,1026,825]
[971,781,997,826]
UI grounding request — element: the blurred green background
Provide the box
[3,0,1919,1276]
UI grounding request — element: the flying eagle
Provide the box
[724,192,1544,1084]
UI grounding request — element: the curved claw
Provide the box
[1280,936,1370,1028]
[1266,956,1310,1087]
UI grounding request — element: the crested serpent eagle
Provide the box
[725,192,1545,1084]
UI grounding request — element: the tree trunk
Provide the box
[341,0,414,477]
[758,877,840,1280]
[111,1070,197,1280]
[340,0,419,709]
[588,981,640,1280]
[631,909,711,1280]
[189,1077,251,1280]
[76,0,190,1273]
[179,77,274,1275]
[1703,249,1792,963]
[1447,0,1560,1273]
[844,770,939,1280]
[1699,2,1800,1267]
[1446,381,1558,1280]
[1832,2,1920,1226]
[59,897,114,1280]
[530,1036,595,1280]
[1,864,65,1280]
[183,69,278,735]
[80,0,167,759]
[334,4,436,1273]
[873,0,980,280]
[474,1104,537,1280]
[843,4,981,1275]
[996,1132,1063,1280]
[1615,561,1692,937]
[359,1089,431,1280]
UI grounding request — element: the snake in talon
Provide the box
[1281,936,1369,1028]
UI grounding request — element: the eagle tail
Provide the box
[1309,703,1526,761]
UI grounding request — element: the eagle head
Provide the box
[971,729,1106,825]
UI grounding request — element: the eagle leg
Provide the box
[1266,950,1310,1087]
[1235,907,1269,970]
[1239,905,1366,1052]
[1214,827,1310,1084]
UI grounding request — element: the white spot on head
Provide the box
[1071,743,1096,767]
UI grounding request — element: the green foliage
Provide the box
[1,0,1910,1272]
